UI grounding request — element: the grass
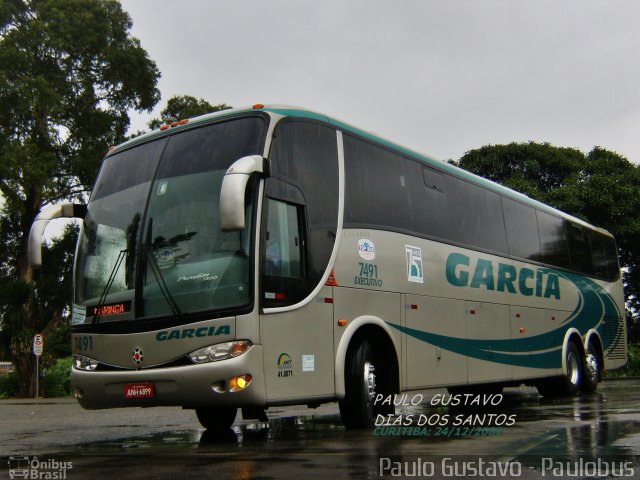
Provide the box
[0,356,72,398]
[605,342,640,378]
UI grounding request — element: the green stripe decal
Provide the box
[387,269,622,369]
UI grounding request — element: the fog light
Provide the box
[229,374,252,392]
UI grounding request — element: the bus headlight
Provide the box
[188,340,252,364]
[73,354,98,371]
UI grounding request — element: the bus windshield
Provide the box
[73,116,265,325]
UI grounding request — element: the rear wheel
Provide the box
[340,340,392,428]
[581,342,602,393]
[195,406,237,432]
[537,341,583,397]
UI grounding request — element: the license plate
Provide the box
[124,382,154,399]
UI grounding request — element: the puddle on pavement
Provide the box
[66,380,640,465]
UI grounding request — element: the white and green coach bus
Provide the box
[29,105,626,431]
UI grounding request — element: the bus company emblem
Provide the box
[405,245,424,283]
[132,348,144,368]
[155,325,231,341]
[358,238,376,261]
[445,252,561,300]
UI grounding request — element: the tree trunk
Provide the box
[13,183,44,397]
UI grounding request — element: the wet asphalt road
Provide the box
[1,379,640,479]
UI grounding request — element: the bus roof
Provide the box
[113,104,609,236]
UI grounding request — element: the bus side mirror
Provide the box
[220,155,268,231]
[28,203,87,267]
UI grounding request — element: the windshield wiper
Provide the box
[92,214,141,324]
[145,218,183,319]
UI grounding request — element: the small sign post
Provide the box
[33,334,44,398]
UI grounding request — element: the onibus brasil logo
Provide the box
[8,456,73,479]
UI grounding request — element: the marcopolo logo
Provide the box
[445,252,561,300]
[156,325,231,341]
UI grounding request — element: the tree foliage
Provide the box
[456,142,640,340]
[147,95,231,130]
[0,0,160,396]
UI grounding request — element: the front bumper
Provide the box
[72,345,266,409]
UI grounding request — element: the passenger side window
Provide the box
[502,197,541,261]
[566,222,594,275]
[267,120,339,303]
[536,210,571,269]
[458,181,508,255]
[262,197,308,308]
[265,199,303,278]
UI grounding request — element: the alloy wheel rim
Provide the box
[363,361,377,403]
[567,351,580,385]
[586,352,599,383]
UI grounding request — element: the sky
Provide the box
[2,0,639,215]
[119,0,640,164]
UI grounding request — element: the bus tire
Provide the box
[195,406,237,432]
[581,342,602,393]
[537,341,582,397]
[339,340,379,429]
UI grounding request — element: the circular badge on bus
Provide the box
[132,348,144,367]
[155,248,175,270]
[358,238,376,261]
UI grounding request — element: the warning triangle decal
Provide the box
[325,269,339,287]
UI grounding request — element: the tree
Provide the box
[0,225,78,395]
[0,0,160,396]
[456,142,640,340]
[147,95,231,130]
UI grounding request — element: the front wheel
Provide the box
[195,406,237,432]
[339,340,383,429]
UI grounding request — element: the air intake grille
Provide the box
[602,316,626,360]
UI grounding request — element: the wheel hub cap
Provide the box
[364,361,377,402]
[567,351,580,385]
[586,353,599,382]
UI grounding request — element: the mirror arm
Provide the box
[220,155,268,231]
[28,203,87,267]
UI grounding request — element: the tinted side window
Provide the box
[566,222,594,275]
[536,210,570,268]
[344,135,411,231]
[458,181,508,255]
[590,231,619,280]
[266,120,339,305]
[264,199,304,279]
[603,235,620,280]
[405,161,463,243]
[502,198,541,260]
[423,167,444,192]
